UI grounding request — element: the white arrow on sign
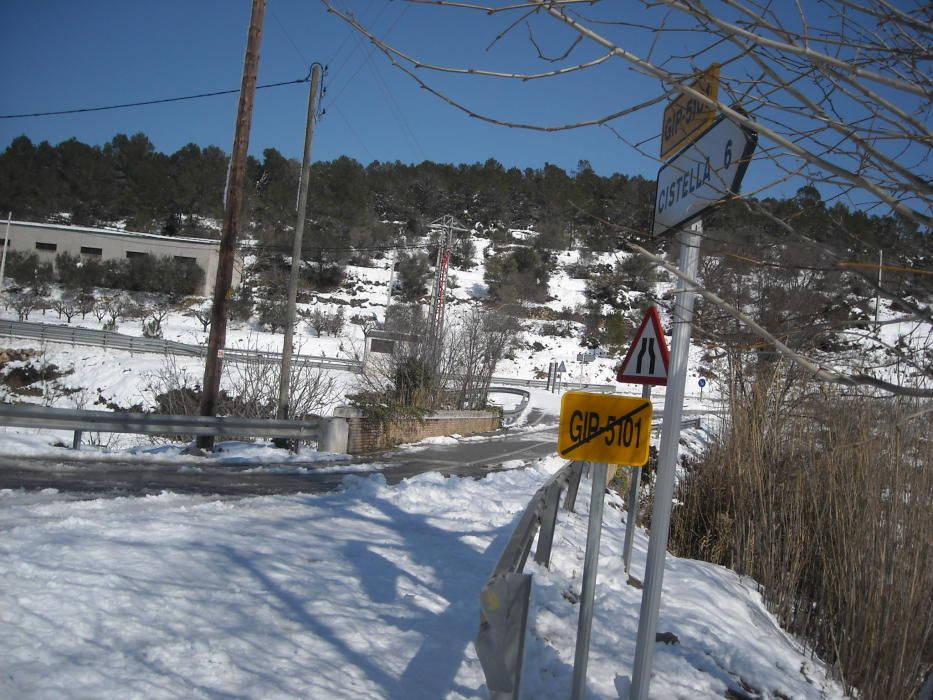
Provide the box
[616,306,670,385]
[652,115,757,237]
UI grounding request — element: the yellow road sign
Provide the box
[557,392,652,465]
[660,64,720,161]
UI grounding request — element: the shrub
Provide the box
[484,247,551,303]
[670,370,931,699]
[142,318,163,339]
[56,252,204,297]
[256,296,288,333]
[5,251,53,294]
[303,264,345,292]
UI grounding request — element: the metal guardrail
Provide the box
[475,460,587,699]
[0,320,363,372]
[488,375,616,393]
[487,387,531,426]
[0,319,202,356]
[2,323,714,416]
[0,403,324,448]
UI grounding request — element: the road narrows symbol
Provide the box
[617,307,669,385]
[636,338,656,374]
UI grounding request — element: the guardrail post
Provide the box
[475,573,533,700]
[72,430,82,450]
[533,482,561,568]
[564,463,582,512]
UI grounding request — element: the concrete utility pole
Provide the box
[874,249,883,328]
[0,212,11,290]
[198,0,266,450]
[277,63,324,424]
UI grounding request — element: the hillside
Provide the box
[1,140,930,698]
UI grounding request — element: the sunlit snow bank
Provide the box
[0,456,844,699]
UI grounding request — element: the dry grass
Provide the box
[670,366,932,699]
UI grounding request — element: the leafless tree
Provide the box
[325,4,932,695]
[355,304,522,412]
[324,0,932,397]
[50,297,78,323]
[92,297,109,323]
[76,292,95,319]
[146,337,341,421]
[10,291,40,321]
[191,301,212,333]
[449,307,523,408]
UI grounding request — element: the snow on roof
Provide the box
[11,219,221,247]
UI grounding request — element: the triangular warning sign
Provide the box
[616,307,670,386]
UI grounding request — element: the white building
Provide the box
[0,220,241,296]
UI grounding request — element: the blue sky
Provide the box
[2,0,923,215]
[0,1,670,178]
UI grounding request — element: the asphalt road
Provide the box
[0,410,560,498]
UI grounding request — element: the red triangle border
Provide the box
[616,306,670,386]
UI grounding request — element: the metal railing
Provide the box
[0,402,323,448]
[487,387,531,426]
[475,460,587,699]
[0,319,363,372]
[3,321,637,391]
[488,375,616,393]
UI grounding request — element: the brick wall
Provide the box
[331,408,500,454]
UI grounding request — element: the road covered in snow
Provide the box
[1,443,845,699]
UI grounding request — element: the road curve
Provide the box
[0,415,561,497]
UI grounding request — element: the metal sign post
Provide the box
[629,220,703,700]
[556,392,653,699]
[615,306,670,573]
[630,64,756,697]
[623,383,652,573]
[571,460,608,700]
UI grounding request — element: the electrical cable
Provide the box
[243,241,434,253]
[269,4,310,66]
[0,75,311,120]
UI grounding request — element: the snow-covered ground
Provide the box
[0,452,845,699]
[8,230,910,697]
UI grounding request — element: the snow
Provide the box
[0,455,845,699]
[0,227,882,698]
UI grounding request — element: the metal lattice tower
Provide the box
[427,215,469,346]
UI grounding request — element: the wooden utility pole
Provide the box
[277,63,324,423]
[198,0,266,450]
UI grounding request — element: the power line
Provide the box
[269,4,309,67]
[0,75,311,120]
[244,241,434,254]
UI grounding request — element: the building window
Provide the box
[370,338,396,354]
[174,255,197,264]
[36,242,57,252]
[80,246,103,257]
[126,251,147,259]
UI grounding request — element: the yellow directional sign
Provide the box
[557,392,652,465]
[660,64,720,161]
